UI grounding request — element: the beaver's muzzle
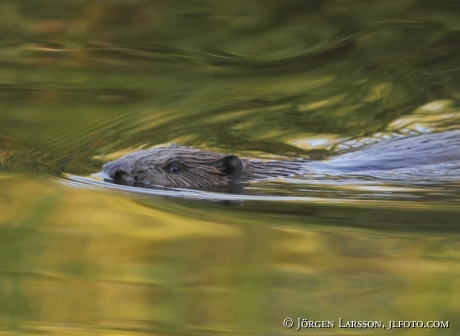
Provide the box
[102,160,131,180]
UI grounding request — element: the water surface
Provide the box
[0,1,459,335]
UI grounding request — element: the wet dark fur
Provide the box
[102,130,460,188]
[102,145,306,188]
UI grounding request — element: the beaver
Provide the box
[102,130,460,188]
[102,145,307,188]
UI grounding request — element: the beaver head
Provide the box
[102,145,245,188]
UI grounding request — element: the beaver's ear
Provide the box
[217,155,244,179]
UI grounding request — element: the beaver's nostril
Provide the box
[103,161,130,180]
[113,169,128,180]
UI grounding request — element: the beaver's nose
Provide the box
[102,161,130,180]
[113,169,128,179]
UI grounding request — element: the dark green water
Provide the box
[0,1,459,335]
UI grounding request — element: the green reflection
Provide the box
[0,0,459,335]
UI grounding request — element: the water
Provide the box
[0,1,459,335]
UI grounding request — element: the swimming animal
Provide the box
[102,130,460,188]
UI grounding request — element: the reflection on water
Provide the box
[0,0,460,335]
[1,176,459,335]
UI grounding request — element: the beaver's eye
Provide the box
[165,160,184,174]
[168,164,181,174]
